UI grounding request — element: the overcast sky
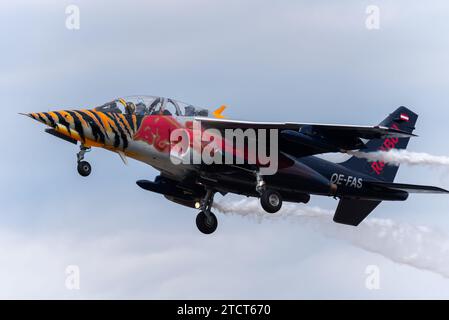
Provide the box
[2,0,449,298]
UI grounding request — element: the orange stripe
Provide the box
[112,113,128,134]
[132,114,137,133]
[47,112,59,124]
[118,114,133,135]
[91,110,114,132]
[73,111,88,128]
[82,109,109,132]
[38,112,49,124]
[54,124,80,141]
[58,110,75,126]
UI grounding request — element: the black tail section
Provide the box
[341,106,418,182]
[334,107,418,226]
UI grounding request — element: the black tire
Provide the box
[77,161,91,177]
[196,211,218,234]
[260,189,282,213]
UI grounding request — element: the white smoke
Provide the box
[214,198,449,278]
[348,149,449,167]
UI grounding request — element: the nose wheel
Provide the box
[77,161,91,177]
[196,189,218,234]
[77,145,92,177]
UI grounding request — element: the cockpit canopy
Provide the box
[94,95,209,117]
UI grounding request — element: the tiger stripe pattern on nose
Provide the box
[28,110,142,151]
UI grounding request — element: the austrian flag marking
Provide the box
[400,113,410,122]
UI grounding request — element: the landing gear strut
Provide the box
[77,145,92,177]
[196,189,218,234]
[255,171,283,214]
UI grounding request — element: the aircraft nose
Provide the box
[22,110,88,144]
[21,112,57,127]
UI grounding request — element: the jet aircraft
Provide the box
[23,96,448,234]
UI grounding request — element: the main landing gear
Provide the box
[256,172,283,214]
[260,189,282,213]
[196,189,218,234]
[77,145,92,177]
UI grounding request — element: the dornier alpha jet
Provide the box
[23,96,448,234]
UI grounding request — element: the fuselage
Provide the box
[26,105,406,203]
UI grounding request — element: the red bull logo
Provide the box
[371,123,401,175]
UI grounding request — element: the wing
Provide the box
[366,181,449,194]
[195,117,415,157]
[196,117,415,139]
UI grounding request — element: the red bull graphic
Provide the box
[371,123,401,175]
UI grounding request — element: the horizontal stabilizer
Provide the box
[333,198,381,226]
[366,181,449,194]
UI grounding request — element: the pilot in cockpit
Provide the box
[135,102,147,115]
[125,102,136,115]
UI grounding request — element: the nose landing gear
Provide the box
[77,145,92,177]
[196,189,218,234]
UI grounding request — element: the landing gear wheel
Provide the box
[261,189,282,213]
[196,211,218,234]
[77,161,91,177]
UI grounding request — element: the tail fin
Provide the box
[341,106,418,182]
[334,107,418,226]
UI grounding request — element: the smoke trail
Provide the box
[214,198,449,278]
[348,149,449,167]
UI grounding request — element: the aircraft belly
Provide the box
[271,159,333,195]
[116,139,194,179]
[197,160,333,199]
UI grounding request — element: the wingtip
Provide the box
[434,187,449,194]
